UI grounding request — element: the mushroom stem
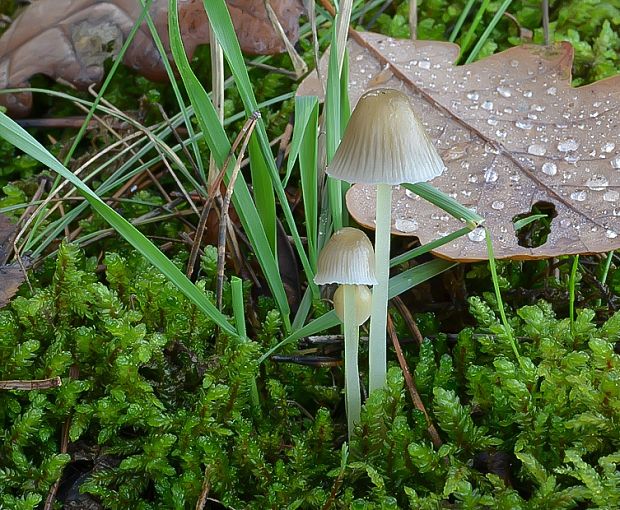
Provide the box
[343,284,361,437]
[369,183,393,393]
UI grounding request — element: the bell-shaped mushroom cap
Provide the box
[314,227,377,285]
[327,88,446,185]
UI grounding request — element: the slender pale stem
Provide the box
[369,183,393,393]
[343,284,361,438]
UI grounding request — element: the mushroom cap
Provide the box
[327,88,446,185]
[314,227,377,285]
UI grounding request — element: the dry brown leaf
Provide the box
[0,214,25,309]
[298,33,620,261]
[0,0,304,117]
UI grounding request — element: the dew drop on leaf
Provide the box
[394,218,418,233]
[570,190,587,201]
[541,162,557,176]
[558,139,579,152]
[467,227,486,242]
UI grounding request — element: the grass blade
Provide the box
[168,0,291,329]
[0,111,237,338]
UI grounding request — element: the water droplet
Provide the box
[531,104,545,112]
[558,139,579,152]
[585,175,608,191]
[603,190,619,202]
[496,86,512,97]
[496,129,507,139]
[395,218,419,233]
[560,218,572,228]
[528,144,547,156]
[523,90,533,98]
[468,227,487,242]
[611,156,620,169]
[491,200,505,210]
[510,59,519,67]
[418,60,431,70]
[405,188,416,198]
[602,142,615,153]
[467,91,479,101]
[546,86,557,96]
[468,174,478,183]
[487,117,499,126]
[606,229,618,239]
[515,120,533,130]
[541,162,557,176]
[484,168,498,183]
[482,100,494,111]
[570,190,587,201]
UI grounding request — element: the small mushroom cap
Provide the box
[327,88,446,185]
[314,227,377,285]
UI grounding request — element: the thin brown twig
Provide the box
[195,465,211,510]
[216,112,261,309]
[387,314,442,448]
[44,366,78,510]
[392,296,424,347]
[0,377,62,390]
[409,0,417,40]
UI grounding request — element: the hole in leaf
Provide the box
[513,201,557,248]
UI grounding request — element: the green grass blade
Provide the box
[404,182,485,228]
[457,0,492,62]
[390,227,472,267]
[485,227,522,366]
[201,0,314,297]
[513,214,548,230]
[449,0,477,42]
[231,276,247,338]
[0,111,237,338]
[465,0,515,64]
[289,96,320,270]
[168,0,291,329]
[249,135,277,253]
[325,29,344,231]
[569,255,579,334]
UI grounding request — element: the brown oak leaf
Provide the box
[298,33,620,261]
[0,214,26,309]
[0,0,304,117]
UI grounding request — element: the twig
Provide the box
[409,0,417,40]
[216,112,261,309]
[44,366,78,510]
[264,0,308,78]
[392,296,424,348]
[0,377,61,390]
[542,0,550,45]
[387,314,442,448]
[195,465,211,510]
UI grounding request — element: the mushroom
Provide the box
[314,227,377,437]
[327,88,445,393]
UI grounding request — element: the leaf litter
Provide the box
[298,32,620,261]
[0,0,304,116]
[0,213,26,309]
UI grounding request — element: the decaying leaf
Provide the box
[0,214,25,308]
[298,33,620,261]
[0,0,304,117]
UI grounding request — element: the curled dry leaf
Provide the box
[298,33,620,261]
[0,0,304,117]
[0,214,26,309]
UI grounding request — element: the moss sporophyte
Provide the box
[327,88,446,393]
[314,227,377,438]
